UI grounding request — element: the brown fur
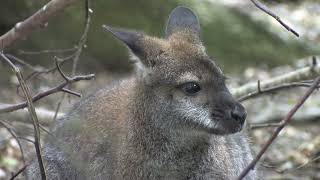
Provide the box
[26,6,258,180]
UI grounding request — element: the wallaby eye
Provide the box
[180,82,201,95]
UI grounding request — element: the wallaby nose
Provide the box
[231,104,246,124]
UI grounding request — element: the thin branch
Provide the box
[61,88,81,97]
[0,50,94,114]
[17,136,35,144]
[71,0,92,76]
[53,93,66,121]
[257,80,261,93]
[249,122,281,129]
[0,53,47,180]
[18,47,77,55]
[0,120,25,164]
[232,56,320,99]
[9,164,28,180]
[237,76,320,180]
[4,54,42,72]
[54,56,71,81]
[0,73,94,113]
[6,53,77,96]
[39,124,51,134]
[280,155,320,173]
[249,0,299,37]
[238,82,319,102]
[0,0,78,50]
[54,0,92,119]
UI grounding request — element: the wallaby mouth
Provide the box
[205,122,244,135]
[207,103,247,135]
[207,119,244,135]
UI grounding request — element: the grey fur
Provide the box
[26,6,258,180]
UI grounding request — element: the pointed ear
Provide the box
[103,25,144,57]
[165,6,200,38]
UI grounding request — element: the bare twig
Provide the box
[237,76,320,180]
[1,107,65,126]
[18,47,77,55]
[249,0,299,37]
[54,57,70,81]
[0,120,25,163]
[249,122,281,129]
[312,56,317,67]
[9,164,28,180]
[17,136,35,144]
[71,0,92,76]
[53,0,92,119]
[280,155,320,173]
[1,48,94,114]
[257,80,261,93]
[53,93,67,121]
[238,82,319,102]
[0,0,78,50]
[61,88,81,97]
[5,53,77,97]
[0,53,47,180]
[232,56,320,99]
[39,124,51,135]
[0,73,94,113]
[4,54,42,72]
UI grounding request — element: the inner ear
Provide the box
[103,25,161,68]
[165,6,201,38]
[103,25,144,57]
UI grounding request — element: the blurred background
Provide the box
[1,0,319,74]
[0,0,319,179]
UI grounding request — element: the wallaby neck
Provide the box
[120,79,214,178]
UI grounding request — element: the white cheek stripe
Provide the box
[175,102,214,128]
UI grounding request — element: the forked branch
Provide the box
[0,54,95,114]
[0,53,47,180]
[232,57,320,100]
[237,76,320,179]
[238,81,320,102]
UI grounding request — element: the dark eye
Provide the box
[180,82,201,95]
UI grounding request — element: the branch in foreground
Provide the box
[3,107,65,127]
[18,47,77,55]
[249,122,281,129]
[249,0,299,37]
[9,164,28,180]
[0,52,94,114]
[0,0,78,50]
[71,0,92,76]
[238,82,320,102]
[0,120,25,164]
[53,0,92,120]
[0,73,94,113]
[231,57,320,99]
[6,52,76,90]
[237,76,320,180]
[279,155,320,174]
[0,53,47,180]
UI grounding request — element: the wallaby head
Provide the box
[103,6,246,135]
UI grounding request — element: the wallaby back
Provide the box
[26,6,258,180]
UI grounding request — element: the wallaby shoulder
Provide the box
[27,76,138,179]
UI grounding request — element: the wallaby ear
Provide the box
[103,25,143,56]
[165,6,200,38]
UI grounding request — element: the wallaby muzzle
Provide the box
[210,91,247,134]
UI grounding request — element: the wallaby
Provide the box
[26,6,257,180]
